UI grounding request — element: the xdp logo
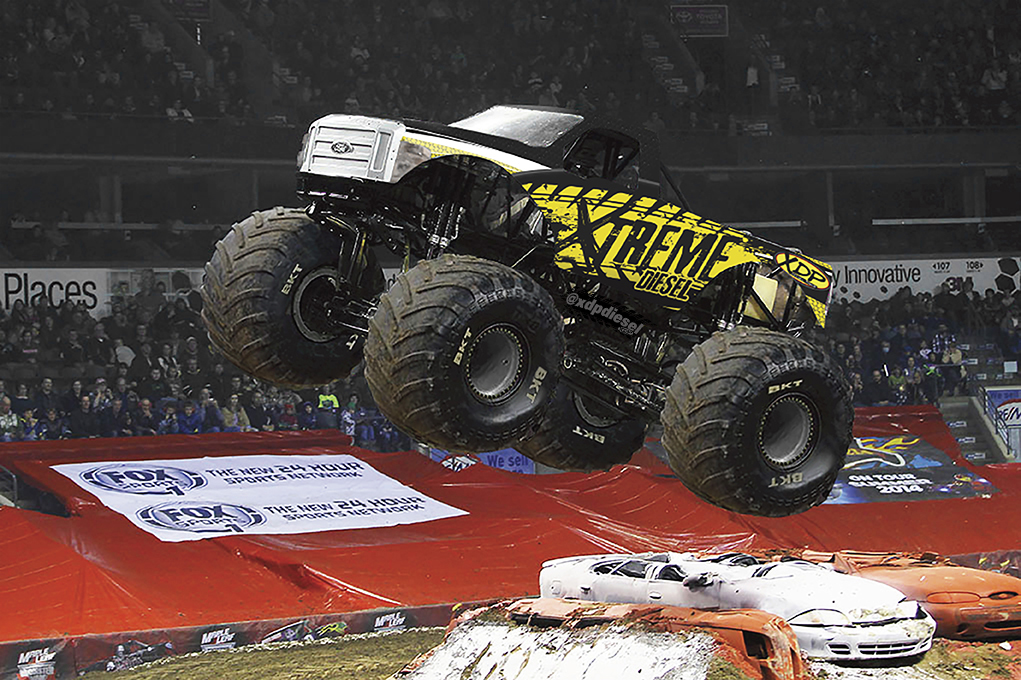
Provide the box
[137,502,265,534]
[81,464,206,496]
[775,252,830,291]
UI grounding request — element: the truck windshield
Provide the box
[451,106,583,147]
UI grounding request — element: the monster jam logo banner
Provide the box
[825,436,997,504]
[4,641,68,680]
[54,454,468,542]
[521,181,832,325]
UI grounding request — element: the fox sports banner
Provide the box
[54,454,468,542]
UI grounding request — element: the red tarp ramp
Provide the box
[0,406,1018,669]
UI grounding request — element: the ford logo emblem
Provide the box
[331,141,355,154]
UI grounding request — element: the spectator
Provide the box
[197,389,224,433]
[133,398,159,436]
[221,393,254,432]
[157,402,180,435]
[130,323,153,355]
[60,328,88,366]
[317,385,339,411]
[888,366,909,405]
[156,342,179,375]
[181,357,207,397]
[298,401,317,430]
[39,407,67,440]
[0,397,23,441]
[113,337,135,367]
[69,394,101,438]
[180,334,208,367]
[130,342,158,381]
[247,390,276,431]
[33,376,60,417]
[941,342,967,396]
[277,402,299,430]
[87,322,115,366]
[862,369,894,407]
[60,379,84,416]
[207,362,230,402]
[111,376,137,411]
[139,367,170,405]
[10,382,34,416]
[176,400,203,434]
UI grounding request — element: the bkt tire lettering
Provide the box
[280,263,303,295]
[572,426,606,444]
[768,379,803,395]
[768,472,804,488]
[526,366,547,402]
[453,327,473,366]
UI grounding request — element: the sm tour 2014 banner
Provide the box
[825,436,998,505]
[53,454,468,542]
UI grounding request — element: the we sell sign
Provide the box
[55,454,467,542]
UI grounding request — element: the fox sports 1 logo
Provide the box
[138,502,266,534]
[81,464,207,495]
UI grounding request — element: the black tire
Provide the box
[517,382,647,470]
[662,327,852,517]
[201,207,383,388]
[365,254,563,452]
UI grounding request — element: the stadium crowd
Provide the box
[226,0,659,125]
[813,279,1021,407]
[2,0,1018,132]
[0,270,409,449]
[1,265,1018,442]
[1,0,253,121]
[757,0,1021,129]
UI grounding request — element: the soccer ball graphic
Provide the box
[996,258,1021,293]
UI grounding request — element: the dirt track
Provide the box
[78,630,1020,680]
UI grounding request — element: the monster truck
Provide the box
[201,105,852,517]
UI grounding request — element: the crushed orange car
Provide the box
[395,597,807,680]
[795,550,1021,640]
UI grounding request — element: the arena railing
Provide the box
[980,384,1021,460]
[0,465,18,507]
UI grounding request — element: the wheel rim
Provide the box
[465,325,526,403]
[758,395,818,470]
[293,267,342,342]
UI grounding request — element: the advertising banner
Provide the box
[429,448,536,474]
[670,5,729,37]
[53,454,468,542]
[0,639,70,680]
[1,268,105,313]
[1,267,205,318]
[830,255,1021,302]
[983,386,1021,426]
[826,436,997,504]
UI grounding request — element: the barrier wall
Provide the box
[0,408,1018,678]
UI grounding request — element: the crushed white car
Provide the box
[539,552,936,661]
